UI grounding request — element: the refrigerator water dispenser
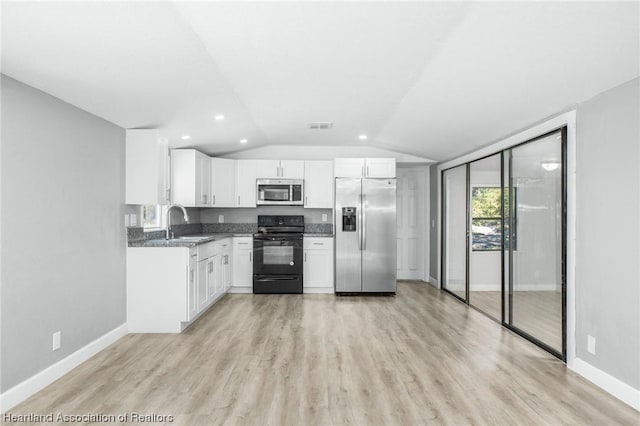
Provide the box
[342,207,357,231]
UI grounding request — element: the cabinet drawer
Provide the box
[304,238,332,249]
[233,237,253,247]
[214,239,231,254]
[197,241,218,260]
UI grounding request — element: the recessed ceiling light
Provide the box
[240,139,248,144]
[215,115,225,121]
[359,134,368,140]
[181,135,191,140]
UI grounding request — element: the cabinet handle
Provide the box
[304,252,307,262]
[191,253,197,257]
[367,165,370,177]
[213,195,216,205]
[249,252,252,262]
[238,195,240,205]
[166,188,171,203]
[362,165,364,177]
[313,242,323,245]
[238,242,248,245]
[304,196,307,206]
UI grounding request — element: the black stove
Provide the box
[253,215,304,294]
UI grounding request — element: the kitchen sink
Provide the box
[172,235,212,241]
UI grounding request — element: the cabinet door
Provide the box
[171,149,198,207]
[126,129,170,205]
[209,254,224,300]
[211,158,236,207]
[197,259,209,312]
[232,249,253,288]
[365,158,396,178]
[304,161,333,208]
[196,152,211,206]
[303,249,332,288]
[334,158,365,178]
[281,160,305,178]
[187,260,197,321]
[235,160,259,207]
[224,253,232,291]
[157,137,170,204]
[257,160,281,178]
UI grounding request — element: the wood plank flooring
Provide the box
[8,282,639,425]
[470,290,563,353]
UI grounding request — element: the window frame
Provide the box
[141,205,168,232]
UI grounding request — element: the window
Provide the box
[471,187,502,251]
[141,205,167,231]
[471,187,516,251]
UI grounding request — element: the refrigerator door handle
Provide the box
[362,194,366,250]
[358,193,363,250]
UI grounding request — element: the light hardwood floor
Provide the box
[470,290,563,353]
[8,282,639,425]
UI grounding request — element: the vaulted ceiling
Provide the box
[2,2,638,162]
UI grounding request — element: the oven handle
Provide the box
[254,277,299,282]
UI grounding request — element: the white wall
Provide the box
[1,75,127,393]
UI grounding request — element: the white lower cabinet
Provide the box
[127,238,233,333]
[231,237,253,293]
[303,237,334,293]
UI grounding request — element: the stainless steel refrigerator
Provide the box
[335,178,397,293]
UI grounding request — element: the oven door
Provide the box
[253,236,303,275]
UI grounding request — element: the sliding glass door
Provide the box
[442,164,468,301]
[468,154,502,321]
[505,129,566,357]
[441,128,566,360]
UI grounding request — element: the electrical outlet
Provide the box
[218,215,224,223]
[130,214,137,226]
[52,331,61,351]
[322,214,327,222]
[587,335,596,355]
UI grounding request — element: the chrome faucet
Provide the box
[166,204,190,239]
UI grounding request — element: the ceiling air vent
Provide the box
[308,122,333,130]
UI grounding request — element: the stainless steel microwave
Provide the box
[256,179,304,205]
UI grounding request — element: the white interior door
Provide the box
[396,167,426,280]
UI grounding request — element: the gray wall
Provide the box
[200,206,332,224]
[429,165,439,281]
[1,75,127,392]
[575,77,639,389]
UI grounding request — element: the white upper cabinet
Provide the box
[235,160,259,207]
[365,158,396,178]
[334,158,366,178]
[334,158,396,178]
[256,160,305,178]
[125,129,170,205]
[256,160,281,178]
[171,149,212,207]
[211,158,236,207]
[280,160,305,178]
[304,161,333,208]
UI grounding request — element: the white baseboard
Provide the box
[0,323,128,414]
[303,287,334,294]
[469,284,557,291]
[428,276,438,288]
[227,287,252,294]
[570,358,640,411]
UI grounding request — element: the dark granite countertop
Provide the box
[129,233,248,248]
[303,233,334,237]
